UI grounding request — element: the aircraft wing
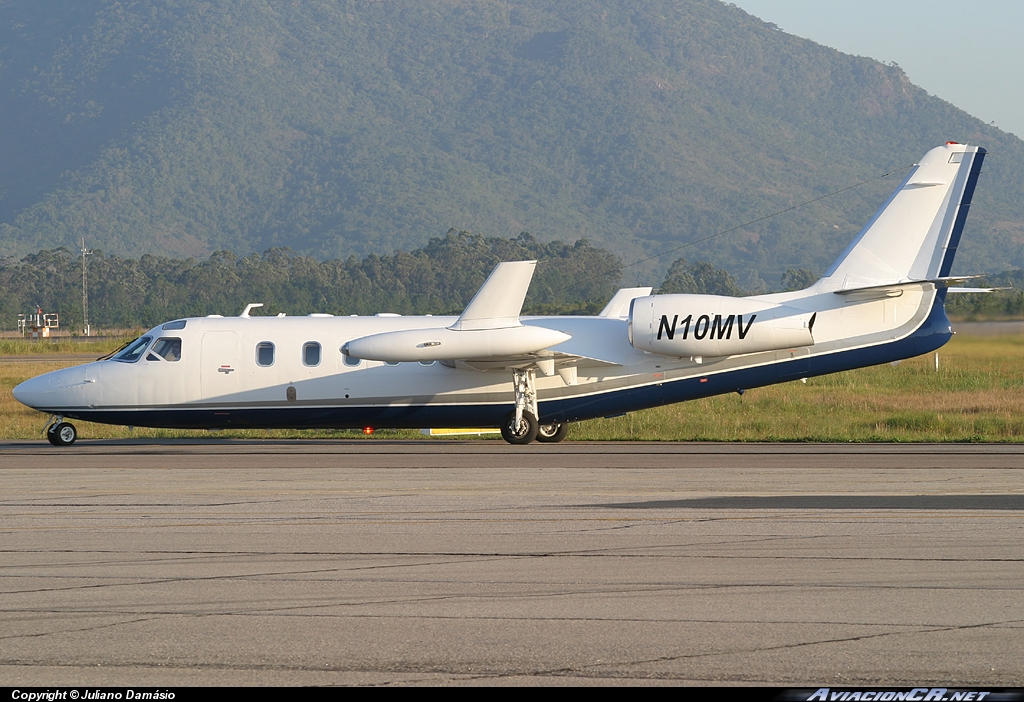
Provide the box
[344,261,577,364]
[454,349,620,372]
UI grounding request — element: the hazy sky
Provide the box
[730,0,1023,138]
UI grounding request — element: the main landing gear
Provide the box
[500,367,567,445]
[45,416,78,446]
[536,421,569,443]
[501,409,538,444]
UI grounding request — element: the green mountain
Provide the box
[2,0,1022,287]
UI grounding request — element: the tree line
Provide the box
[4,228,1012,335]
[2,231,629,331]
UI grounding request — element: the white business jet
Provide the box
[14,142,986,445]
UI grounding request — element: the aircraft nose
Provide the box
[12,373,52,409]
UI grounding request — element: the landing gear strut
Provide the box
[45,416,77,446]
[497,368,569,446]
[498,367,569,444]
[501,367,539,444]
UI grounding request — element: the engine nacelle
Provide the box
[628,294,815,358]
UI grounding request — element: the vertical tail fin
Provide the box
[818,143,985,291]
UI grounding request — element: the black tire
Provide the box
[500,410,538,445]
[48,422,77,446]
[536,421,568,443]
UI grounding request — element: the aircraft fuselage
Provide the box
[13,284,950,431]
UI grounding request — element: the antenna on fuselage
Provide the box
[239,303,264,317]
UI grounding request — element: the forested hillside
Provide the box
[1,0,1022,287]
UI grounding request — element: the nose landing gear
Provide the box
[45,416,78,446]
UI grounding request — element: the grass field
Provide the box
[0,334,138,356]
[2,333,1023,442]
[570,333,1024,442]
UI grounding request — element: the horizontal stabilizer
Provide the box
[449,261,537,331]
[946,287,1009,294]
[833,276,982,295]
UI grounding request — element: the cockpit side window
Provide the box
[113,336,152,363]
[148,337,182,362]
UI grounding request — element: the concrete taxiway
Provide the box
[1,440,1022,686]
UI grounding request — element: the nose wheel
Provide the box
[46,419,77,446]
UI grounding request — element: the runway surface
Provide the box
[1,440,1022,686]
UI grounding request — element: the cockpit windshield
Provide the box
[112,336,152,363]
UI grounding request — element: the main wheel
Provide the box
[48,422,77,446]
[500,410,538,445]
[536,421,568,443]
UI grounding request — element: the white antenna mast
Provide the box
[81,238,93,336]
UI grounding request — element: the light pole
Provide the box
[81,238,92,336]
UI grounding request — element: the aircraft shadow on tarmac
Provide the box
[594,495,1024,510]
